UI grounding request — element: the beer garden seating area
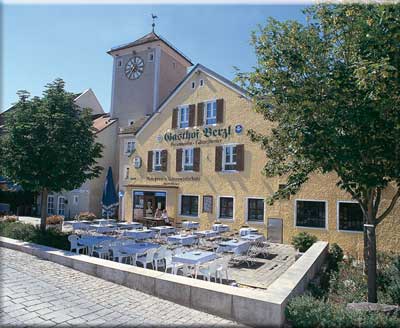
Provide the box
[64,218,297,290]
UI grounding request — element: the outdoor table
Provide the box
[182,221,200,230]
[240,234,265,242]
[88,224,117,234]
[217,239,250,254]
[194,230,219,238]
[111,242,159,259]
[117,222,143,229]
[122,228,156,240]
[239,227,259,236]
[172,250,216,265]
[143,216,165,227]
[69,221,91,231]
[167,234,197,246]
[93,219,116,225]
[78,235,115,254]
[150,226,176,235]
[212,224,230,233]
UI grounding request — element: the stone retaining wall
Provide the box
[0,237,328,327]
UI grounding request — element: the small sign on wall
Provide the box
[134,156,142,168]
[203,195,213,213]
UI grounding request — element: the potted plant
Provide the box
[46,215,63,231]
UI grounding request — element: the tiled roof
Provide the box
[92,114,117,134]
[108,31,192,65]
[119,115,151,135]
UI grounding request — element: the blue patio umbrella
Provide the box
[101,167,118,219]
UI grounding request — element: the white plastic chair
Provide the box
[198,261,219,282]
[92,240,111,259]
[216,257,230,283]
[136,248,158,269]
[68,235,86,254]
[153,246,167,271]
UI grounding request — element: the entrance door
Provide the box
[267,218,283,243]
[144,195,156,217]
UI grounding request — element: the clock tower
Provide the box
[108,32,193,127]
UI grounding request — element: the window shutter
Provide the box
[197,102,204,126]
[216,98,224,123]
[215,146,223,172]
[147,151,153,172]
[188,104,196,127]
[161,150,168,172]
[172,108,178,129]
[236,144,244,171]
[193,148,201,172]
[176,149,182,172]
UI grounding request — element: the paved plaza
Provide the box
[0,247,244,327]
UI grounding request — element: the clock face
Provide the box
[125,56,144,80]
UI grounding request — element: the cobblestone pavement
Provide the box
[0,247,244,327]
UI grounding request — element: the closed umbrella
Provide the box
[101,167,118,219]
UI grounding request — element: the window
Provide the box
[58,196,66,216]
[153,150,162,171]
[180,195,199,217]
[179,106,189,128]
[247,198,264,222]
[223,145,237,171]
[338,202,363,232]
[125,140,135,154]
[124,167,130,180]
[47,195,54,215]
[219,197,234,219]
[118,60,122,67]
[73,195,79,206]
[183,148,194,171]
[191,81,196,89]
[172,61,176,69]
[128,120,134,126]
[204,100,217,125]
[296,200,327,229]
[148,52,154,62]
[200,79,204,87]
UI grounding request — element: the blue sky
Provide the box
[3,4,307,112]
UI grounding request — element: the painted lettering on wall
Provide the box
[163,126,232,143]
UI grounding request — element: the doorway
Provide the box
[133,191,166,220]
[267,218,283,243]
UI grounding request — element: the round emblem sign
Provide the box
[235,124,243,134]
[134,156,142,169]
[156,135,163,143]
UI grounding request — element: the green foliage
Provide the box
[0,79,103,194]
[0,190,35,213]
[236,3,400,219]
[0,221,70,250]
[286,295,400,328]
[377,254,400,305]
[328,243,344,272]
[291,232,317,252]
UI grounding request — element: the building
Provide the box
[121,63,400,255]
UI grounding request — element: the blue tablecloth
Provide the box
[239,227,259,236]
[117,222,143,229]
[217,240,250,254]
[122,229,156,240]
[78,235,115,248]
[115,242,159,256]
[167,234,197,246]
[172,250,216,265]
[240,234,265,242]
[182,221,200,229]
[150,226,176,235]
[212,224,230,233]
[194,230,219,238]
[88,224,117,233]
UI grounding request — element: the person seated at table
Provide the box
[154,208,162,219]
[162,209,170,225]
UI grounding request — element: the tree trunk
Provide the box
[366,223,378,303]
[363,227,368,275]
[40,188,48,231]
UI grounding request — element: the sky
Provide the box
[3,4,307,112]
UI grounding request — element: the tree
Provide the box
[236,4,400,303]
[0,79,103,230]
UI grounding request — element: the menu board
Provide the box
[202,195,213,213]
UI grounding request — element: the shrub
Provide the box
[291,232,318,252]
[76,212,97,221]
[328,243,344,272]
[46,215,63,225]
[286,295,400,328]
[0,221,70,250]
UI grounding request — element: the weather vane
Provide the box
[151,14,158,32]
